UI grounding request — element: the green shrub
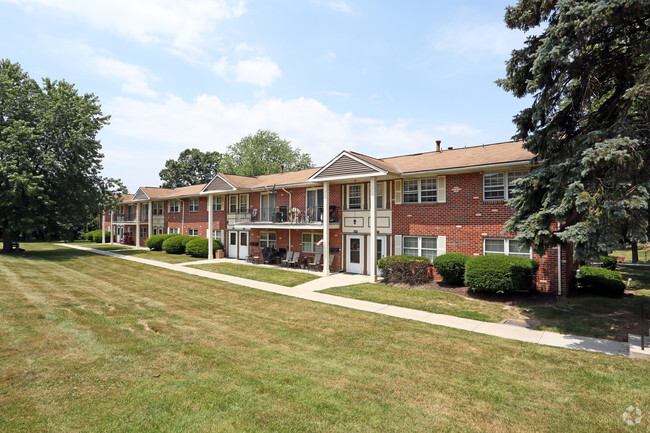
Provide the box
[92,230,110,243]
[185,237,223,258]
[433,252,469,285]
[84,230,99,241]
[145,234,174,251]
[465,255,539,294]
[576,266,625,297]
[379,255,432,286]
[599,255,617,271]
[161,235,192,254]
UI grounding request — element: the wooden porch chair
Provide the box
[307,253,322,271]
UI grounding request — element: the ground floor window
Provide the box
[153,227,164,235]
[260,231,277,248]
[212,230,222,242]
[403,236,437,261]
[168,228,179,234]
[302,233,323,253]
[140,227,147,239]
[484,238,531,257]
[188,228,198,236]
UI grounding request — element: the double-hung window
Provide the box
[229,195,237,213]
[302,233,324,253]
[403,178,437,203]
[484,238,531,257]
[484,171,529,201]
[153,202,164,215]
[189,198,199,212]
[376,182,385,209]
[168,227,179,234]
[212,230,222,242]
[168,200,180,213]
[260,232,277,249]
[403,236,437,261]
[348,184,362,209]
[140,227,147,239]
[212,196,223,211]
[188,228,198,236]
[239,194,248,213]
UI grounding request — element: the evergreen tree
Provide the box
[497,0,649,261]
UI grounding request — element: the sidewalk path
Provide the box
[58,243,630,357]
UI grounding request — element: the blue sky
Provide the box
[1,0,534,192]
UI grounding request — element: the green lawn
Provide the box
[188,262,320,287]
[80,243,134,251]
[321,283,521,322]
[1,243,649,432]
[111,248,204,264]
[610,243,650,262]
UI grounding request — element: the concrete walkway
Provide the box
[58,243,631,357]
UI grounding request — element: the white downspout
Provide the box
[282,188,292,249]
[208,194,214,260]
[557,243,562,296]
[181,199,185,234]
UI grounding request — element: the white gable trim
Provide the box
[308,151,388,181]
[132,187,150,201]
[200,174,237,194]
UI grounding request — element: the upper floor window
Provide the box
[403,236,437,261]
[229,195,237,213]
[484,171,529,201]
[189,198,199,212]
[376,182,385,209]
[239,194,249,212]
[152,201,164,215]
[348,184,362,209]
[403,178,437,203]
[484,238,531,257]
[168,200,180,213]
[188,228,198,236]
[213,196,223,211]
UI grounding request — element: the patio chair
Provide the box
[329,252,336,271]
[308,253,322,271]
[287,251,300,267]
[281,250,293,267]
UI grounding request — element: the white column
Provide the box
[109,210,114,245]
[369,177,377,281]
[148,201,152,241]
[323,182,330,276]
[101,212,106,244]
[135,203,141,247]
[208,194,214,260]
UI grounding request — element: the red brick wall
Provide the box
[391,172,567,293]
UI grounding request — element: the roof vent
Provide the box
[436,140,441,152]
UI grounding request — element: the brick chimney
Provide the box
[436,140,441,152]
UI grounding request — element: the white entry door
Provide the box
[347,236,364,274]
[376,236,387,276]
[238,231,249,260]
[228,231,238,258]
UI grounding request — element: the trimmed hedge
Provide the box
[162,235,194,254]
[465,255,539,294]
[92,230,111,243]
[576,266,625,297]
[378,255,432,286]
[145,234,174,251]
[433,252,469,285]
[599,255,617,271]
[185,238,224,258]
[84,230,99,241]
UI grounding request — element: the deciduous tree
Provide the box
[221,130,313,176]
[497,0,649,261]
[159,148,222,188]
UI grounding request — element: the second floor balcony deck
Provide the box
[228,206,340,230]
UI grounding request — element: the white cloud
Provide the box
[312,0,353,14]
[8,0,247,57]
[92,56,158,97]
[235,57,282,86]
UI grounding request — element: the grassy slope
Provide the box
[188,262,320,287]
[0,243,649,433]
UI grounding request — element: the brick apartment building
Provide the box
[102,140,572,294]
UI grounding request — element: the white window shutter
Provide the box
[395,180,402,205]
[437,176,446,203]
[394,235,402,255]
[437,236,447,256]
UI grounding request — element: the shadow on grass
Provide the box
[6,247,94,263]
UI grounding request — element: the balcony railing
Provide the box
[256,206,339,224]
[113,214,148,223]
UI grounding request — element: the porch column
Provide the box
[136,203,141,247]
[148,200,153,241]
[101,212,106,244]
[208,194,214,260]
[369,177,377,281]
[323,181,330,276]
[109,210,114,245]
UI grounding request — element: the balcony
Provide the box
[229,206,340,230]
[113,214,136,223]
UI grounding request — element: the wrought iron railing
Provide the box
[635,300,650,351]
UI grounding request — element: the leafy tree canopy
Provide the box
[0,59,125,250]
[220,130,314,176]
[159,148,222,188]
[498,0,649,261]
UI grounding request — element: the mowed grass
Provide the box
[321,283,520,322]
[610,243,650,262]
[189,262,320,287]
[111,248,204,264]
[0,243,649,432]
